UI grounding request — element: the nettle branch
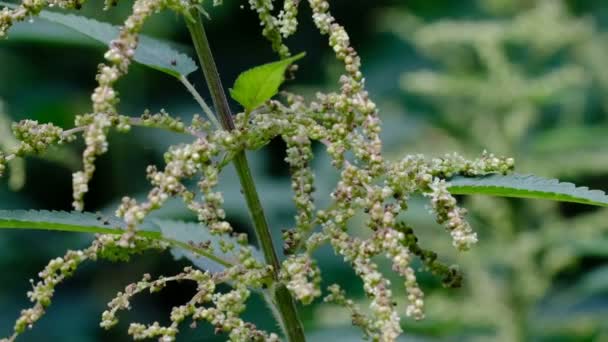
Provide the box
[1,1,608,342]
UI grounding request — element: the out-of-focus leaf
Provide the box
[230,52,305,111]
[576,266,608,296]
[521,151,608,177]
[0,209,154,234]
[306,327,434,341]
[448,174,608,207]
[1,2,197,78]
[530,126,608,154]
[569,239,608,257]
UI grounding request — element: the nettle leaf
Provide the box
[230,52,305,111]
[153,219,263,272]
[571,239,608,257]
[0,210,240,270]
[1,2,197,78]
[0,209,159,236]
[530,126,608,154]
[448,174,608,207]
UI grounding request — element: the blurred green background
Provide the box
[1,0,608,341]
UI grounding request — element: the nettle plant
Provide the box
[1,1,608,341]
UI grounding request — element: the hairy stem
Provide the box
[185,11,306,342]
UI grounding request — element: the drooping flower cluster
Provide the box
[72,0,198,211]
[116,135,218,245]
[247,0,291,58]
[328,228,404,340]
[1,234,167,342]
[0,0,519,341]
[100,257,275,341]
[282,127,315,252]
[385,152,513,250]
[278,0,299,38]
[72,114,112,210]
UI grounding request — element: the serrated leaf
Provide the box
[3,17,99,46]
[448,174,608,207]
[153,218,263,272]
[0,209,159,236]
[229,52,305,111]
[1,2,197,77]
[0,210,238,270]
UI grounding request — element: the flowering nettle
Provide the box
[0,1,515,341]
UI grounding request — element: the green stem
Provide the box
[185,11,306,342]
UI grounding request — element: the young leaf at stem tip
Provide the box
[230,52,306,112]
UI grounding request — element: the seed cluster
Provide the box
[247,0,291,58]
[72,0,198,211]
[2,235,167,342]
[279,254,320,304]
[101,259,276,341]
[116,135,217,245]
[278,0,299,38]
[11,120,73,155]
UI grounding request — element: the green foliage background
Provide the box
[1,0,607,340]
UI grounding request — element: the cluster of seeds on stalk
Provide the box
[72,0,199,211]
[279,254,321,304]
[11,120,75,155]
[138,109,188,132]
[278,0,299,38]
[0,0,519,341]
[243,1,513,339]
[1,235,167,342]
[116,135,218,245]
[247,0,291,58]
[100,251,275,341]
[107,238,274,342]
